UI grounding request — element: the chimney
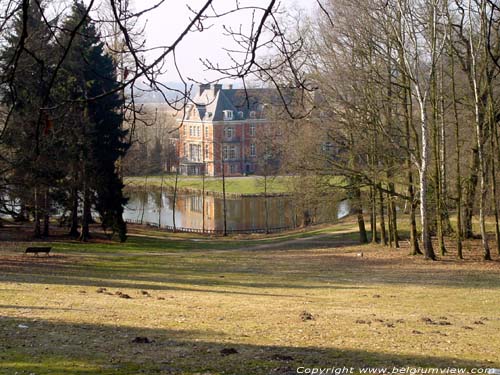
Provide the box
[228,84,233,90]
[199,84,211,96]
[213,84,222,94]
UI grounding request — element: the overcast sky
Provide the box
[138,0,315,84]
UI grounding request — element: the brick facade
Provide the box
[177,85,276,176]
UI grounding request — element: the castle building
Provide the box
[177,84,279,176]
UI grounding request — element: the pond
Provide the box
[123,189,350,233]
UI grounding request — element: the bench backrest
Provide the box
[25,247,52,253]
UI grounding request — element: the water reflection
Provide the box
[124,190,349,232]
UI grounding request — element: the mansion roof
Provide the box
[180,84,282,123]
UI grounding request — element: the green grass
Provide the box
[0,222,499,374]
[124,175,293,195]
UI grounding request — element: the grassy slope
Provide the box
[0,223,499,374]
[124,175,293,195]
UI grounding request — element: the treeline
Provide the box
[0,2,128,241]
[122,104,178,177]
[281,0,500,260]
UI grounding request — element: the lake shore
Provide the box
[124,175,293,197]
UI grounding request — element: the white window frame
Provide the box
[223,110,234,121]
[250,144,256,157]
[224,127,234,139]
[229,145,236,160]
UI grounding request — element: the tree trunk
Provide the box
[34,187,41,238]
[264,175,269,234]
[43,190,49,237]
[69,183,80,237]
[387,192,394,248]
[403,77,420,255]
[378,185,387,246]
[493,114,500,256]
[370,186,377,244]
[463,149,479,239]
[468,2,491,260]
[79,188,90,241]
[389,183,399,248]
[418,98,436,260]
[353,187,368,243]
[172,166,179,232]
[221,147,227,236]
[79,167,91,242]
[449,33,463,259]
[490,138,500,256]
[140,176,148,225]
[431,52,446,256]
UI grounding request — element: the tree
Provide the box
[0,0,56,237]
[58,1,129,241]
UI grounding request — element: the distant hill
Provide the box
[130,81,241,104]
[130,81,196,104]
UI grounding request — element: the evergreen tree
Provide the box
[0,1,57,237]
[58,1,129,241]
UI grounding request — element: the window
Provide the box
[224,127,234,139]
[250,144,256,157]
[230,164,237,174]
[249,111,256,119]
[250,125,256,136]
[238,111,244,119]
[223,110,233,120]
[183,143,187,158]
[205,144,209,159]
[223,145,236,160]
[189,126,194,137]
[189,144,195,161]
[205,126,209,138]
[229,145,236,160]
[189,144,201,162]
[196,126,200,137]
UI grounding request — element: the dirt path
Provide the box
[240,229,359,251]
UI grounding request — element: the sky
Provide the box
[137,0,316,84]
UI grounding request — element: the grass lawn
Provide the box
[124,175,293,195]
[0,222,499,374]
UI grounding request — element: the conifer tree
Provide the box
[58,1,129,241]
[0,1,56,237]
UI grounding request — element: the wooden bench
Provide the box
[25,247,52,256]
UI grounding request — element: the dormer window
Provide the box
[238,111,244,119]
[249,111,256,119]
[223,110,234,121]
